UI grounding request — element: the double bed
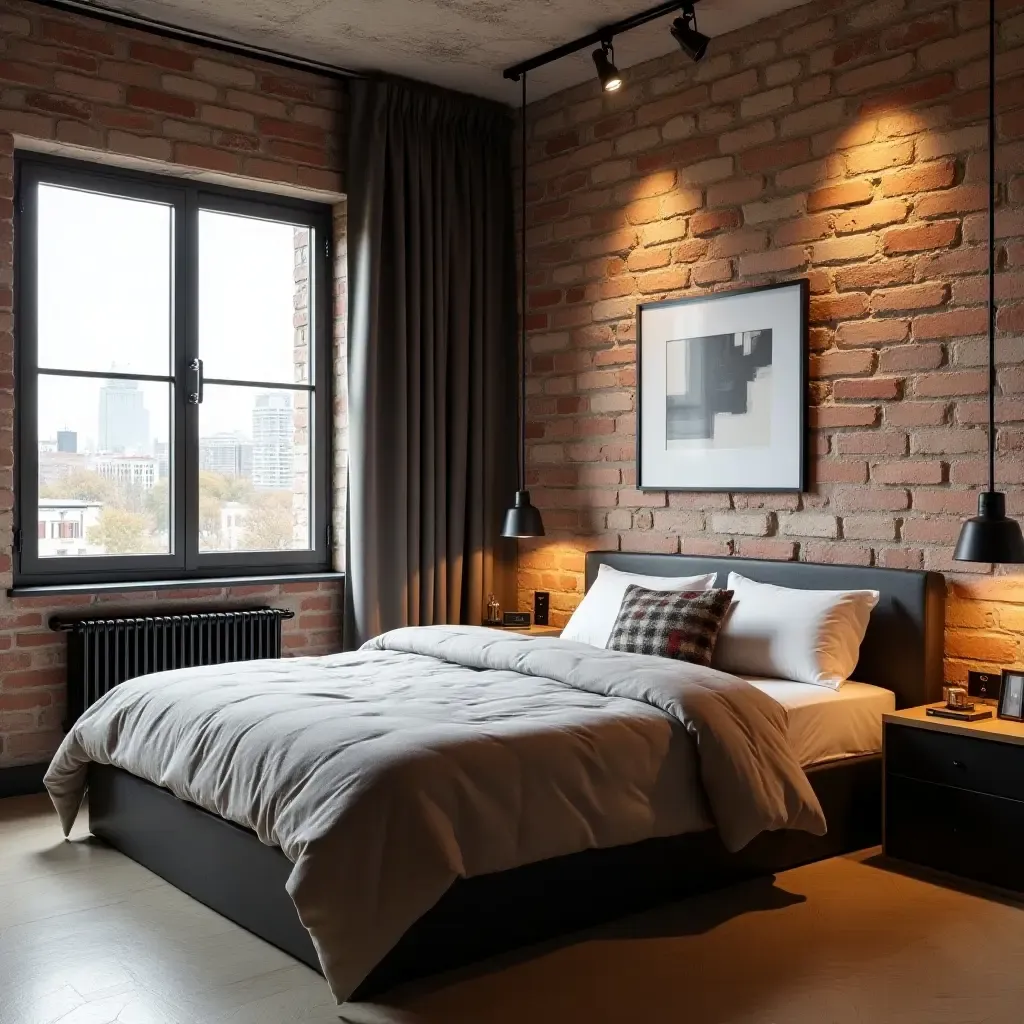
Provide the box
[45,552,945,1004]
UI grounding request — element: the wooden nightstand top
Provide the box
[885,705,1024,747]
[499,624,562,637]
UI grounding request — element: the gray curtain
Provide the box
[345,77,518,647]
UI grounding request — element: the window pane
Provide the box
[37,184,172,376]
[198,385,310,553]
[199,210,312,385]
[37,376,171,557]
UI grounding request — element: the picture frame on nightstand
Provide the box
[998,671,1024,722]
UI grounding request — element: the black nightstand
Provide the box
[883,706,1024,893]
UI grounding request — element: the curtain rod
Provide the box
[502,0,699,81]
[32,0,360,81]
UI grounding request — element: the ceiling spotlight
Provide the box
[671,4,709,63]
[592,40,622,92]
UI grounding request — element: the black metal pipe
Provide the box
[503,0,694,81]
[32,0,359,81]
[49,608,295,631]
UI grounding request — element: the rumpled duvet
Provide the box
[45,626,825,1005]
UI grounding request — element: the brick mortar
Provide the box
[518,0,1024,685]
[0,0,348,765]
[0,0,345,193]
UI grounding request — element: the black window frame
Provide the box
[14,154,333,587]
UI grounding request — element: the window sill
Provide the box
[9,572,345,599]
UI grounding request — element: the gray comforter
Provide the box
[45,626,825,1004]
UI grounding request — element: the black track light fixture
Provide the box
[671,4,709,63]
[592,40,623,92]
[504,2,713,83]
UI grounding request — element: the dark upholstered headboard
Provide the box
[584,552,945,709]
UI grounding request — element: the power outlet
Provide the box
[968,670,1001,703]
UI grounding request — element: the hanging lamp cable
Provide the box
[520,70,528,492]
[987,0,996,495]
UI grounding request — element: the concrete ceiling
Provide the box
[85,0,816,103]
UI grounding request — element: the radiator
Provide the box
[50,608,295,727]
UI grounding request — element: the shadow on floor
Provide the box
[341,854,1023,1024]
[861,851,1024,910]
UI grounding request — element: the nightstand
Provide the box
[500,624,562,637]
[883,706,1024,893]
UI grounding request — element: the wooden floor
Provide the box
[4,793,1024,1024]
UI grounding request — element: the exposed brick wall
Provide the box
[518,0,1024,685]
[0,0,348,766]
[0,0,344,191]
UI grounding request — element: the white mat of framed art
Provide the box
[638,279,807,493]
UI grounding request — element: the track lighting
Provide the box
[592,40,622,92]
[671,4,709,63]
[505,2,713,83]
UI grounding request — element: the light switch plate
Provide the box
[968,670,1001,703]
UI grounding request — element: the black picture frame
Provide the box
[998,670,1024,722]
[636,279,808,493]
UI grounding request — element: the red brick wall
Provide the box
[0,0,347,766]
[518,0,1024,684]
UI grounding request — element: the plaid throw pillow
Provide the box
[607,585,734,667]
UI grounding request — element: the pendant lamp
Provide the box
[954,0,1024,563]
[502,71,545,539]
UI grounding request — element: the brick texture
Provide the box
[518,0,1024,687]
[0,0,347,766]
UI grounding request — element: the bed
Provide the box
[52,552,944,1002]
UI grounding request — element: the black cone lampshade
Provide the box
[502,70,545,540]
[953,0,1024,564]
[502,490,545,539]
[954,493,1024,564]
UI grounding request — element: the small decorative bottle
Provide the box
[485,594,502,626]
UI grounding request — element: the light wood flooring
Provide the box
[3,792,1024,1023]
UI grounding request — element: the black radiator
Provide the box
[51,608,295,726]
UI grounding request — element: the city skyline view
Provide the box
[34,181,314,559]
[36,184,310,441]
[39,381,304,557]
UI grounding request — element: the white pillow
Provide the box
[711,572,879,690]
[562,564,717,649]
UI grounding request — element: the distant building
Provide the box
[154,441,169,482]
[38,498,102,558]
[200,433,254,479]
[252,394,293,490]
[57,430,77,453]
[219,501,249,551]
[99,379,150,454]
[38,450,91,486]
[95,456,156,491]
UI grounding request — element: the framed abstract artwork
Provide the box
[637,279,808,492]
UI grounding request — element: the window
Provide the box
[14,156,333,586]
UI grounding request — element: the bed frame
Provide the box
[88,552,946,999]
